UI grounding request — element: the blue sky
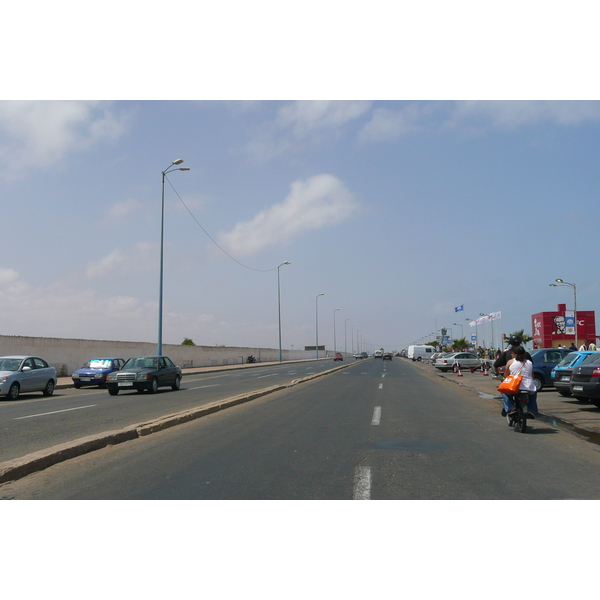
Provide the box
[2,2,599,353]
[1,99,599,352]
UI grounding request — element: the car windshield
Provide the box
[87,359,113,369]
[556,353,579,368]
[0,358,21,371]
[123,357,158,369]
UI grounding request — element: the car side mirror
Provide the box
[22,366,32,372]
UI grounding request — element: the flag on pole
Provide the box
[455,305,464,312]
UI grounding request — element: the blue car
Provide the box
[551,351,600,396]
[71,357,126,389]
[528,348,574,391]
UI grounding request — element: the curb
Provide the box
[0,361,357,485]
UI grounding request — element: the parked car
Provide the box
[433,352,482,372]
[333,353,343,361]
[528,348,574,391]
[382,353,393,361]
[569,353,600,406]
[105,355,182,395]
[0,355,57,400]
[72,357,125,389]
[551,351,599,397]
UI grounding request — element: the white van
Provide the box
[407,345,436,361]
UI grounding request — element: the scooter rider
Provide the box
[494,335,538,417]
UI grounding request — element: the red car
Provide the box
[334,353,343,361]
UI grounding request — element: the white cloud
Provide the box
[0,267,19,286]
[358,103,435,142]
[448,100,600,129]
[0,101,127,179]
[218,174,359,256]
[107,198,143,220]
[84,243,155,278]
[246,100,372,161]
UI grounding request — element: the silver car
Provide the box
[0,355,57,400]
[433,352,483,372]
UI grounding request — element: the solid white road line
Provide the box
[189,384,220,390]
[378,383,383,389]
[256,373,278,378]
[15,405,97,420]
[353,466,372,500]
[372,406,381,425]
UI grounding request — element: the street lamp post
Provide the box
[316,293,325,358]
[357,329,361,354]
[333,308,340,354]
[550,279,578,348]
[352,325,356,354]
[277,261,291,362]
[345,318,351,355]
[158,159,190,356]
[480,313,494,351]
[453,322,464,338]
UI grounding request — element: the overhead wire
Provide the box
[165,175,278,273]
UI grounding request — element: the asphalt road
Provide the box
[4,358,600,499]
[0,359,344,462]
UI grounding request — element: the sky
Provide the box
[1,2,599,357]
[1,98,600,352]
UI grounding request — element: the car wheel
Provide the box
[557,390,572,397]
[171,376,181,391]
[592,400,600,409]
[574,396,589,402]
[43,380,55,396]
[98,381,107,389]
[8,382,19,400]
[532,376,543,392]
[108,388,119,396]
[73,382,81,389]
[148,378,159,394]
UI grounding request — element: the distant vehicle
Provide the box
[72,357,125,389]
[334,353,343,361]
[433,352,482,372]
[529,348,573,391]
[551,351,600,397]
[0,355,57,400]
[382,353,393,361]
[361,352,368,359]
[105,355,182,395]
[407,345,436,361]
[374,350,383,359]
[354,353,362,359]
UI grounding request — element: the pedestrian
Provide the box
[589,340,597,351]
[579,341,588,351]
[569,343,577,351]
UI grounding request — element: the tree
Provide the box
[505,329,533,346]
[452,337,469,351]
[181,338,196,346]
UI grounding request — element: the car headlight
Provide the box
[93,373,104,379]
[107,373,118,381]
[71,373,79,378]
[136,372,151,380]
[0,375,8,383]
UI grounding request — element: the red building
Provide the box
[532,303,596,349]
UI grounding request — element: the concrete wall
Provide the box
[0,335,320,376]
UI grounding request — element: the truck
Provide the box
[407,345,436,362]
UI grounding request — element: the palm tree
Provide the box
[505,329,533,347]
[452,337,469,351]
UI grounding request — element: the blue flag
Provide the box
[455,305,464,312]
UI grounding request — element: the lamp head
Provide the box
[172,159,184,165]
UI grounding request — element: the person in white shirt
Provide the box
[501,345,539,417]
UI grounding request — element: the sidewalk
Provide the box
[413,359,600,439]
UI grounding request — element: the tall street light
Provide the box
[357,329,361,353]
[277,261,291,362]
[333,308,340,354]
[480,313,495,350]
[550,279,578,348]
[344,318,351,355]
[158,159,190,356]
[352,324,356,354]
[315,293,325,358]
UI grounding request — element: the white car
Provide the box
[0,355,57,400]
[433,352,483,372]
